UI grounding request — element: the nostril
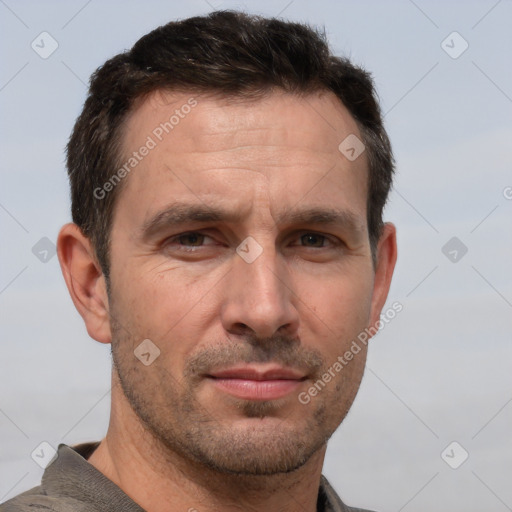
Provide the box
[228,323,251,336]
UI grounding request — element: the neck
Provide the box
[88,375,326,512]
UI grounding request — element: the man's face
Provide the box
[107,89,381,475]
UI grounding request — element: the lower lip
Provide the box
[209,378,303,401]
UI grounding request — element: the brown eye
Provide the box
[300,233,326,247]
[177,233,205,246]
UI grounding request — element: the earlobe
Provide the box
[57,223,112,344]
[369,222,398,328]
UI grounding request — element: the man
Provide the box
[2,10,396,512]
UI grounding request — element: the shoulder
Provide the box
[0,485,90,512]
[1,485,50,511]
[320,475,378,512]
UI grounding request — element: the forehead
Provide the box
[114,88,368,230]
[123,88,363,159]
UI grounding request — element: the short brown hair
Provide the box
[67,10,394,279]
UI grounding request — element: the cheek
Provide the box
[299,269,373,338]
[114,268,176,322]
[298,270,374,352]
[110,268,215,359]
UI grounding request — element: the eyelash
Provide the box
[164,231,341,251]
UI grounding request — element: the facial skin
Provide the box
[58,89,396,512]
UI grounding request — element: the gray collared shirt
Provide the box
[0,443,375,512]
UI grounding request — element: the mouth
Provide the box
[206,365,308,401]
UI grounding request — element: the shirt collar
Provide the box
[42,442,353,512]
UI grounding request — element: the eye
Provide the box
[299,233,329,248]
[163,231,217,253]
[176,232,207,247]
[286,231,344,262]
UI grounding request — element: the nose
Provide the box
[220,242,300,340]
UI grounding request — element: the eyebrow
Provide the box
[139,201,364,241]
[140,203,243,240]
[282,207,363,234]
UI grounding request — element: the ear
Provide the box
[368,222,398,328]
[57,223,112,344]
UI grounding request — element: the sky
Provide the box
[1,1,511,511]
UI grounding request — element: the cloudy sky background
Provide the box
[1,1,511,511]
